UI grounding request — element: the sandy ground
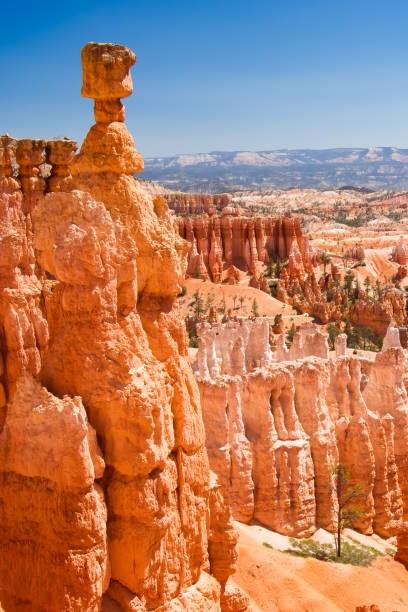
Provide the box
[101,523,403,612]
[238,522,396,555]
[357,248,401,283]
[233,522,408,612]
[179,278,313,329]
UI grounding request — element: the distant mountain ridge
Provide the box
[140,147,408,193]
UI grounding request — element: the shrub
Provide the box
[284,538,384,567]
[251,298,259,318]
[287,323,296,344]
[268,279,278,297]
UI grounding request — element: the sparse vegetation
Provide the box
[331,463,366,557]
[268,279,278,297]
[284,538,385,567]
[273,314,282,327]
[320,253,332,274]
[187,326,198,348]
[286,322,296,344]
[327,323,341,349]
[251,298,259,318]
[192,290,204,318]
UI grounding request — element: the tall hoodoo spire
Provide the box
[72,42,143,178]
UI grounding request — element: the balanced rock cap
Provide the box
[81,42,136,100]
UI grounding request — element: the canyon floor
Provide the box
[233,524,408,612]
[179,278,312,328]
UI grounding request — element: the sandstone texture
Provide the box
[0,43,244,612]
[0,375,108,611]
[194,319,406,538]
[396,522,408,568]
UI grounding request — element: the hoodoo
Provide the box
[0,43,245,611]
[3,33,408,612]
[195,320,406,537]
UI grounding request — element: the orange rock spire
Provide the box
[0,42,245,611]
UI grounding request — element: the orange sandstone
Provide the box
[0,42,244,612]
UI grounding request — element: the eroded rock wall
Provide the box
[176,211,313,287]
[0,42,243,612]
[195,320,406,538]
[164,192,231,215]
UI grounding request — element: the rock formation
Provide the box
[46,137,78,192]
[345,244,365,261]
[392,236,408,265]
[0,42,244,612]
[396,522,408,568]
[0,375,108,611]
[177,212,316,290]
[164,192,231,215]
[350,289,407,336]
[274,322,329,362]
[277,260,407,333]
[194,319,406,538]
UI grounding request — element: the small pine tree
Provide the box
[363,276,371,295]
[351,325,362,349]
[327,323,341,349]
[251,298,259,318]
[204,292,214,313]
[331,463,366,558]
[361,326,373,351]
[193,290,204,318]
[375,279,385,301]
[266,256,276,277]
[344,318,360,349]
[320,253,332,275]
[287,322,296,343]
[343,269,354,295]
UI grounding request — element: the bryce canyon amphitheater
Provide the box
[2,41,408,612]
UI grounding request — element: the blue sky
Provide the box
[2,0,408,157]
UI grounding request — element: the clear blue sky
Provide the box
[2,0,408,157]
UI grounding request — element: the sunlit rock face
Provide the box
[195,319,406,538]
[0,375,109,612]
[177,213,317,291]
[0,42,245,612]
